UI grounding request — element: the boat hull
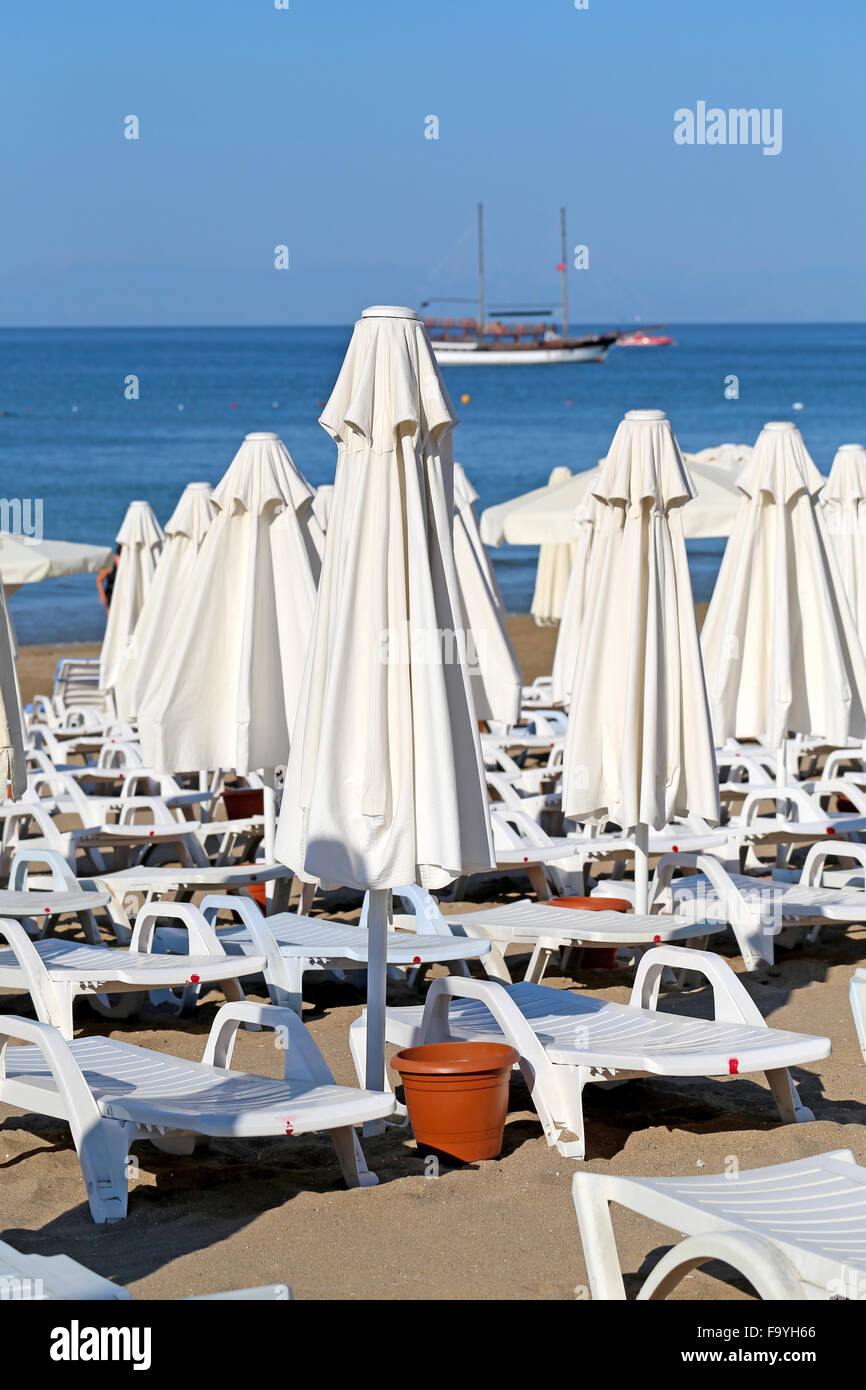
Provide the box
[432,342,612,365]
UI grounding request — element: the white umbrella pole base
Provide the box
[363,887,391,1137]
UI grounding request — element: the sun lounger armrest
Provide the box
[0,1014,103,1128]
[801,840,866,887]
[391,884,450,934]
[806,779,866,815]
[0,919,56,1017]
[198,894,287,976]
[651,853,756,928]
[822,749,866,781]
[418,977,551,1082]
[8,847,79,892]
[630,947,767,1026]
[737,785,819,825]
[637,1231,806,1302]
[131,901,226,957]
[202,1002,336,1086]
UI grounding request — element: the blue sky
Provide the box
[1,0,862,325]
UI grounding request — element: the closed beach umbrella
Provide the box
[115,482,214,720]
[530,466,575,625]
[276,306,494,1097]
[821,444,866,652]
[562,410,719,912]
[550,493,603,704]
[100,501,164,694]
[453,461,522,726]
[137,434,323,856]
[701,423,866,781]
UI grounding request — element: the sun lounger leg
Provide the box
[765,1066,814,1124]
[524,938,558,984]
[348,1014,408,1119]
[478,943,512,984]
[329,1126,379,1188]
[571,1176,626,1300]
[76,1121,132,1223]
[264,957,304,1014]
[149,1132,199,1155]
[78,910,103,946]
[527,865,551,900]
[850,973,866,1065]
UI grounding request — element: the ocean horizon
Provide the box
[2,321,865,645]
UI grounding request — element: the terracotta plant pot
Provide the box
[548,894,630,969]
[391,1040,519,1162]
[223,787,264,819]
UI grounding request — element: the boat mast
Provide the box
[477,202,485,332]
[560,206,569,340]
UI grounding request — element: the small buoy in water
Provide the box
[72,405,79,413]
[564,399,573,406]
[230,402,237,409]
[272,401,279,408]
[316,400,327,407]
[792,401,804,410]
[177,404,184,411]
[460,393,470,404]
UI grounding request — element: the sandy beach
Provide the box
[2,620,862,1302]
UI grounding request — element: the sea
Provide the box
[1,322,865,645]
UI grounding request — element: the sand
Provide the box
[3,623,864,1302]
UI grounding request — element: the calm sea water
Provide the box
[1,324,865,644]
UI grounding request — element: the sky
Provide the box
[0,0,862,326]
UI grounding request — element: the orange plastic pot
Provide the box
[223,787,264,819]
[548,894,630,969]
[391,1041,519,1162]
[244,882,267,908]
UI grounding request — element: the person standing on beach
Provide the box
[97,545,121,611]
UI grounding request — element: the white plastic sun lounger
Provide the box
[392,883,722,985]
[0,1001,394,1221]
[724,784,866,867]
[0,902,266,1035]
[572,1149,866,1301]
[84,862,294,940]
[349,951,828,1159]
[598,846,866,969]
[0,1240,290,1300]
[151,894,492,1014]
[0,848,110,945]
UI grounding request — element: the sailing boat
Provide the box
[423,207,620,366]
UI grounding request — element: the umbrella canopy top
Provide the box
[115,500,164,550]
[212,433,314,517]
[321,308,457,455]
[822,444,866,507]
[164,482,213,541]
[736,421,825,503]
[0,536,112,586]
[592,409,695,513]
